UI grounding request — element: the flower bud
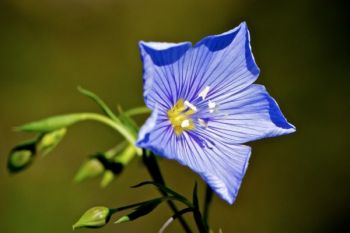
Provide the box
[100,170,114,188]
[8,150,32,171]
[36,128,66,156]
[7,141,36,173]
[72,206,111,230]
[74,158,104,183]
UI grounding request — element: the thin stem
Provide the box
[159,208,193,233]
[192,183,209,233]
[142,151,193,233]
[77,86,120,122]
[81,113,134,144]
[124,106,151,117]
[193,208,208,233]
[104,141,128,159]
[203,184,213,226]
[79,113,141,155]
[16,112,141,155]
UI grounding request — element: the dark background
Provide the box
[0,0,349,232]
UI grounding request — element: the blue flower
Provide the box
[136,22,295,204]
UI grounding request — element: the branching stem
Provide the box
[142,151,193,233]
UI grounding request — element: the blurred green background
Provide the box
[1,0,349,232]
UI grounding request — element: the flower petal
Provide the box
[138,22,260,110]
[137,22,295,205]
[185,21,260,102]
[136,116,251,204]
[139,41,192,110]
[205,84,296,144]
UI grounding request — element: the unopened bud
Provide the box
[73,206,110,230]
[8,150,32,171]
[36,128,66,156]
[8,141,36,173]
[74,158,104,183]
[100,170,114,188]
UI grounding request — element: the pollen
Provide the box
[168,99,195,135]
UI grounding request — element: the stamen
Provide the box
[208,100,216,109]
[208,100,217,113]
[184,100,197,112]
[198,86,210,100]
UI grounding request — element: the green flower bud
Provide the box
[74,158,104,183]
[100,170,114,188]
[9,150,32,170]
[36,128,66,156]
[8,140,36,173]
[72,206,110,230]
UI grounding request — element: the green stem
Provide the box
[80,113,135,147]
[203,184,213,227]
[193,208,208,233]
[124,106,151,117]
[77,86,120,123]
[104,142,128,160]
[142,151,193,233]
[114,145,136,165]
[16,112,140,155]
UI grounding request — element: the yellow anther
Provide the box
[168,99,195,136]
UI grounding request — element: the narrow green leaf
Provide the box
[111,197,165,213]
[114,198,162,224]
[77,86,119,122]
[131,181,192,207]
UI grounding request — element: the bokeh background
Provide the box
[0,0,349,232]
